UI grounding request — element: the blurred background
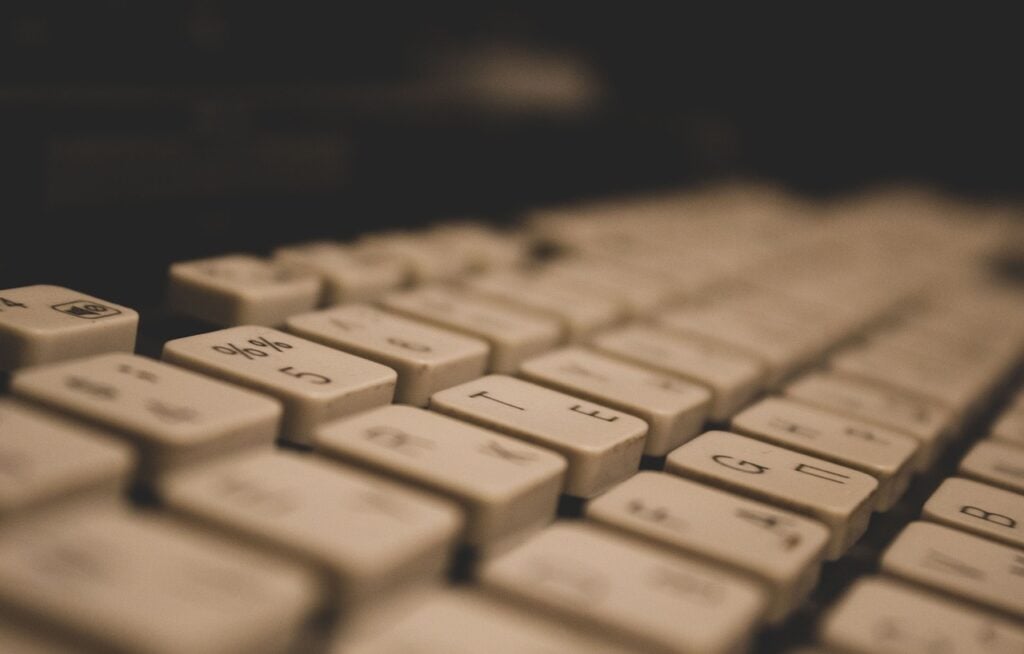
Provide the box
[1,3,1020,305]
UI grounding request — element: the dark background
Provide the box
[1,3,1020,308]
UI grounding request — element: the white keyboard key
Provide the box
[160,450,461,604]
[991,405,1024,447]
[960,439,1024,495]
[356,232,466,283]
[922,477,1024,549]
[480,522,766,654]
[665,431,877,559]
[338,590,633,654]
[11,353,281,474]
[463,270,624,340]
[286,304,488,407]
[0,398,133,517]
[315,405,565,549]
[430,375,647,498]
[167,254,321,326]
[592,325,766,420]
[785,371,953,467]
[162,326,396,445]
[881,521,1024,619]
[0,285,138,371]
[0,505,318,654]
[821,576,1024,654]
[273,241,408,303]
[520,347,711,456]
[380,286,561,373]
[587,471,829,621]
[731,397,919,510]
[541,257,681,316]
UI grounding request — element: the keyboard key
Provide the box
[541,256,681,316]
[167,254,321,327]
[480,522,766,654]
[519,347,711,456]
[11,353,281,475]
[921,477,1024,549]
[586,471,829,621]
[356,231,466,283]
[380,286,561,373]
[286,304,488,407]
[881,521,1024,619]
[430,375,647,498]
[160,450,461,604]
[0,398,133,517]
[784,371,953,467]
[0,285,138,371]
[959,439,1024,494]
[731,397,919,510]
[0,505,319,654]
[821,576,1024,654]
[426,222,529,272]
[337,590,633,654]
[592,325,766,420]
[162,326,396,445]
[991,405,1024,447]
[315,405,565,549]
[273,241,408,303]
[665,431,877,559]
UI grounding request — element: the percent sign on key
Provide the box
[212,336,293,360]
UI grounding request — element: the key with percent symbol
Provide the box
[163,326,397,445]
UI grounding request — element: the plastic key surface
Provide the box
[921,477,1024,549]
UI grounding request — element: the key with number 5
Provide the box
[163,326,397,445]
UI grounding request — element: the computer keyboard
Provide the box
[0,184,1022,653]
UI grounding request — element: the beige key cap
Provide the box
[0,398,133,517]
[592,325,766,420]
[881,521,1024,619]
[480,522,766,654]
[821,576,1024,654]
[922,477,1024,549]
[427,222,529,272]
[731,397,919,510]
[991,406,1024,447]
[162,326,396,445]
[785,371,953,467]
[430,375,647,498]
[167,254,321,326]
[0,285,138,371]
[541,257,681,316]
[356,232,465,283]
[0,505,319,654]
[286,304,488,407]
[11,353,281,474]
[273,241,408,303]
[520,347,711,456]
[315,405,565,549]
[160,450,461,604]
[337,590,633,654]
[380,286,561,373]
[665,431,877,559]
[462,271,624,340]
[587,471,829,621]
[960,439,1024,495]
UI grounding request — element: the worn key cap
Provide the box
[731,397,919,510]
[0,505,319,654]
[592,325,766,421]
[665,431,877,559]
[430,375,647,498]
[587,471,829,621]
[520,347,711,456]
[315,405,565,549]
[0,285,138,371]
[168,254,321,327]
[163,326,396,445]
[11,353,281,475]
[380,286,562,373]
[921,477,1024,549]
[959,439,1024,495]
[821,576,1024,654]
[881,521,1024,619]
[286,304,488,407]
[0,398,133,517]
[480,522,766,654]
[160,450,462,605]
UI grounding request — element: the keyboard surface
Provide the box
[1,184,1023,653]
